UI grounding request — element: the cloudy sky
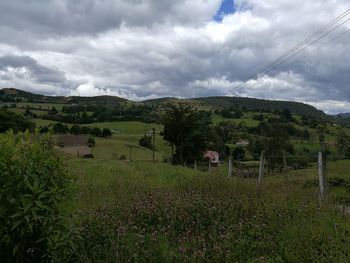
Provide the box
[0,0,349,114]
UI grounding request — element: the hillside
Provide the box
[0,88,129,105]
[1,88,327,118]
[337,113,350,125]
[144,96,327,119]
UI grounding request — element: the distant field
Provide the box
[92,137,167,162]
[212,113,260,127]
[92,121,163,134]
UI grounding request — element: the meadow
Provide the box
[2,98,350,261]
[65,155,350,262]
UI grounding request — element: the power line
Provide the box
[232,17,350,95]
[260,9,350,73]
[227,8,350,96]
[262,17,350,76]
[277,27,350,74]
[257,26,350,99]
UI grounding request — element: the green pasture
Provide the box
[65,156,350,262]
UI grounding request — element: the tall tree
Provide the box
[163,104,211,164]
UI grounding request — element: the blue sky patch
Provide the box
[214,0,235,22]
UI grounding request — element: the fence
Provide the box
[190,150,328,204]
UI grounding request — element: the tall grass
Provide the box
[67,159,350,262]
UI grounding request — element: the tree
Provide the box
[232,146,245,160]
[88,137,95,147]
[49,106,58,115]
[163,104,211,164]
[70,125,81,135]
[102,128,112,137]
[281,109,293,121]
[53,122,68,134]
[301,129,310,141]
[0,109,35,132]
[91,127,101,137]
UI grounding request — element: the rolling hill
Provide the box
[1,88,328,118]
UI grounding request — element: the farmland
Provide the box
[2,89,350,262]
[65,156,350,262]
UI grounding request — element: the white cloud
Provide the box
[0,0,349,113]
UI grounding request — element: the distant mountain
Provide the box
[337,113,350,118]
[336,113,350,125]
[1,88,328,119]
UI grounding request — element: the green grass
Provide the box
[212,114,260,127]
[64,156,350,262]
[91,136,168,161]
[92,121,163,134]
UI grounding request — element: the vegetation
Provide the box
[163,104,211,164]
[0,108,35,133]
[2,89,350,262]
[66,158,350,262]
[0,131,72,262]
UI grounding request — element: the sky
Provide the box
[0,0,350,114]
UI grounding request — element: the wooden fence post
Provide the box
[194,160,197,171]
[258,151,265,190]
[228,157,233,177]
[208,160,212,174]
[318,151,327,203]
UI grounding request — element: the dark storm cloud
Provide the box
[0,55,67,84]
[0,0,219,36]
[0,55,77,95]
[0,0,349,113]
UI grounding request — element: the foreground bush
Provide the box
[0,131,73,262]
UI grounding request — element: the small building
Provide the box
[236,139,249,147]
[204,150,220,166]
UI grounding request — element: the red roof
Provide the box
[204,150,219,159]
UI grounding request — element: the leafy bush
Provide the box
[88,137,95,147]
[0,108,35,133]
[0,131,73,262]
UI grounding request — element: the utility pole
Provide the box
[258,151,265,193]
[228,157,233,177]
[318,150,327,204]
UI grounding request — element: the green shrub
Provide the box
[87,137,95,147]
[0,131,73,262]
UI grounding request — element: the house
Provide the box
[236,139,249,147]
[204,150,220,166]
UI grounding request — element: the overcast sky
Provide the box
[0,0,349,114]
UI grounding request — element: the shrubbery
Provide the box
[0,131,73,262]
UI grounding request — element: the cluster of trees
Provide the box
[215,106,243,119]
[39,123,112,137]
[162,105,304,165]
[0,108,35,132]
[42,104,162,124]
[163,104,229,164]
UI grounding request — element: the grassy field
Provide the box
[93,121,163,134]
[65,156,350,262]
